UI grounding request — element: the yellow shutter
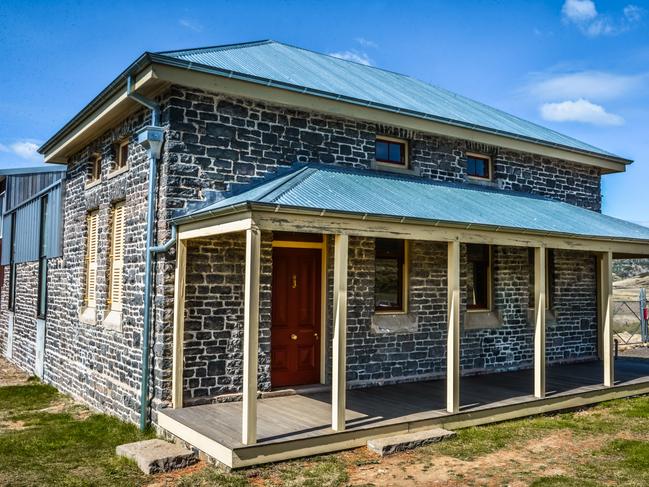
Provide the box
[109,202,125,312]
[85,211,99,308]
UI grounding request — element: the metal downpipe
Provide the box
[127,75,162,431]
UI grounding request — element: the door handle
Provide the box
[291,275,297,289]
[314,332,319,340]
[291,334,298,340]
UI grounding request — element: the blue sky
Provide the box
[0,0,647,222]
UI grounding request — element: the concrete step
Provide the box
[116,438,198,474]
[367,428,456,456]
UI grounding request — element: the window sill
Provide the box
[106,166,129,180]
[79,306,97,325]
[527,307,558,326]
[85,179,101,190]
[371,312,417,334]
[465,310,503,330]
[465,176,498,188]
[103,310,122,332]
[372,161,420,176]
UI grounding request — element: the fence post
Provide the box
[640,288,647,343]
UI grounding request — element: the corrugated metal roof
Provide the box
[157,40,621,161]
[181,164,649,242]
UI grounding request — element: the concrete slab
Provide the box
[116,438,198,474]
[367,428,456,456]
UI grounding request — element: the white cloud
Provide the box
[561,1,644,37]
[0,140,42,161]
[179,18,203,32]
[624,4,644,22]
[562,0,598,23]
[527,71,644,101]
[540,99,624,125]
[328,50,373,66]
[355,37,378,49]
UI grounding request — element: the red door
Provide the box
[271,247,321,387]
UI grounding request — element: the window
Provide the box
[467,244,491,310]
[466,154,491,179]
[114,140,129,171]
[8,213,16,312]
[89,154,101,183]
[375,238,407,312]
[375,137,407,168]
[528,249,555,309]
[84,210,99,309]
[37,195,49,318]
[107,202,125,313]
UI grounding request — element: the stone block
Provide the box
[116,439,198,474]
[367,428,456,456]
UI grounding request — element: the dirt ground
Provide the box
[0,357,29,387]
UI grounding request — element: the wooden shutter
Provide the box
[108,202,125,312]
[85,211,99,308]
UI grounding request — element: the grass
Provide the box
[3,373,649,486]
[0,381,153,487]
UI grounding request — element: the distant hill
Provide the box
[614,259,649,281]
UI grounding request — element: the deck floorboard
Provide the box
[161,358,649,451]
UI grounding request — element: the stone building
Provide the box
[3,40,649,467]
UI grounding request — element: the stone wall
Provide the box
[165,86,602,216]
[181,232,272,404]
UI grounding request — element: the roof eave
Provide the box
[174,201,649,247]
[38,52,155,159]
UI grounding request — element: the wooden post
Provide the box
[171,239,187,409]
[601,251,614,387]
[534,246,546,399]
[332,234,349,432]
[242,227,261,445]
[447,240,460,414]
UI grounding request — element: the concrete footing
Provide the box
[367,428,456,456]
[116,439,198,474]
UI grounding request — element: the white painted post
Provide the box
[242,227,261,445]
[171,239,187,409]
[332,234,349,432]
[601,251,614,387]
[447,240,460,414]
[534,246,546,399]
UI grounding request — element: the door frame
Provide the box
[271,236,328,385]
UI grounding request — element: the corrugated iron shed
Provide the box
[156,40,620,160]
[179,164,649,242]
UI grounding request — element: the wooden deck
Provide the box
[159,358,649,468]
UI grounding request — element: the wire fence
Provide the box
[613,297,648,345]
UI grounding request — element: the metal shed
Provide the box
[0,165,67,265]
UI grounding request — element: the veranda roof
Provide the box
[177,164,649,243]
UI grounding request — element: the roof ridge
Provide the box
[155,39,274,57]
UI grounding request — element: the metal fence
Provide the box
[613,289,649,345]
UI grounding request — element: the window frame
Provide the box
[87,153,102,186]
[36,195,49,319]
[466,244,492,312]
[375,136,409,170]
[111,139,130,175]
[374,238,409,314]
[466,153,492,180]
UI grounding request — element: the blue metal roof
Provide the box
[180,164,649,242]
[156,40,624,161]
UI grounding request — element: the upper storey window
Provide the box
[466,153,491,179]
[112,139,129,173]
[376,136,407,169]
